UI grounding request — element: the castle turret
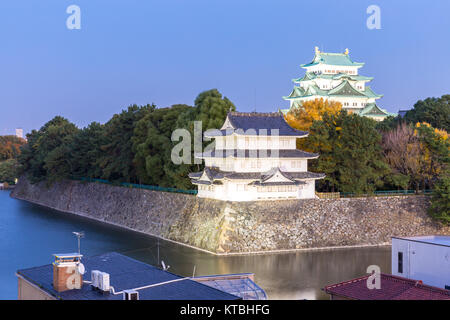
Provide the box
[189,112,325,201]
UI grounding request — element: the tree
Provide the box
[97,104,154,183]
[285,98,342,151]
[404,94,450,131]
[132,104,192,186]
[307,111,389,194]
[381,123,420,190]
[18,116,79,183]
[0,135,26,161]
[194,89,236,130]
[168,89,235,189]
[415,122,450,190]
[68,122,108,179]
[429,170,450,225]
[18,89,236,189]
[285,98,342,132]
[0,159,19,183]
[375,115,401,132]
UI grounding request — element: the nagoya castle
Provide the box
[282,47,395,120]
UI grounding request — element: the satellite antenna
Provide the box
[72,231,84,254]
[161,260,170,271]
[77,262,86,275]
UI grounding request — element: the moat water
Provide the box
[0,190,391,300]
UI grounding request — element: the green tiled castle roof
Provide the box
[328,80,366,97]
[283,80,382,100]
[362,86,383,99]
[293,72,373,83]
[301,51,364,68]
[358,103,396,117]
[283,84,328,100]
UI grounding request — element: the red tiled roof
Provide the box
[324,273,450,300]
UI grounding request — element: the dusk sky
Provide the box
[0,0,449,135]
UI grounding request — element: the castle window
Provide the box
[281,139,290,148]
[291,160,301,168]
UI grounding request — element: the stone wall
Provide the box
[11,178,450,254]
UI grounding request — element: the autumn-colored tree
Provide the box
[285,98,342,151]
[381,122,449,192]
[0,135,26,161]
[381,123,421,190]
[285,98,342,132]
[414,122,450,190]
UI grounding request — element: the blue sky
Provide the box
[0,0,449,135]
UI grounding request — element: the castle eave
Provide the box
[195,149,319,159]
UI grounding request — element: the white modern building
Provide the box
[15,128,23,139]
[282,47,396,121]
[392,236,450,290]
[189,112,325,201]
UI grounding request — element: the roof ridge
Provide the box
[319,52,347,56]
[383,274,450,295]
[327,274,369,287]
[229,111,281,117]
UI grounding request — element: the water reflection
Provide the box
[0,191,391,300]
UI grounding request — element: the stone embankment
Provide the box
[11,178,449,254]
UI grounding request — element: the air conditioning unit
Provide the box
[91,270,101,289]
[123,290,139,300]
[98,272,110,292]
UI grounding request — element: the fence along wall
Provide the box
[73,177,198,195]
[11,178,450,254]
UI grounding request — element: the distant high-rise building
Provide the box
[15,128,23,139]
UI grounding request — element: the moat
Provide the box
[0,190,391,300]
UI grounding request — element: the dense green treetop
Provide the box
[404,95,450,131]
[19,116,78,183]
[306,111,389,194]
[376,94,450,132]
[0,159,19,183]
[18,89,233,189]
